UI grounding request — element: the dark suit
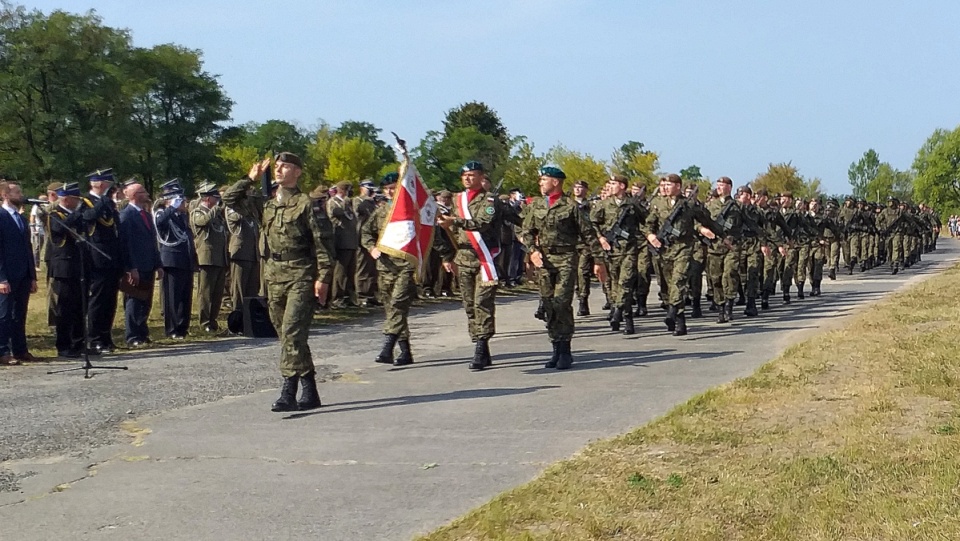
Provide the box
[119,204,161,343]
[81,193,123,348]
[47,205,85,354]
[0,207,36,357]
[155,204,196,337]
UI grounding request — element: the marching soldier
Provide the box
[522,166,606,369]
[230,153,335,412]
[736,186,764,317]
[778,192,803,302]
[192,181,228,332]
[571,180,594,316]
[592,175,641,334]
[81,169,123,353]
[155,179,196,339]
[823,198,842,280]
[437,161,502,371]
[705,176,744,323]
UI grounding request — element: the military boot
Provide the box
[610,307,622,332]
[622,311,635,335]
[716,299,728,323]
[394,339,414,366]
[297,372,322,410]
[891,263,899,275]
[469,339,487,370]
[797,282,805,300]
[673,310,688,336]
[760,291,770,310]
[545,341,560,369]
[601,299,611,311]
[635,293,648,317]
[847,261,855,275]
[725,300,734,322]
[828,266,837,280]
[375,334,398,364]
[691,297,703,318]
[744,297,759,317]
[736,285,746,306]
[481,339,492,367]
[576,297,590,317]
[534,300,546,321]
[708,300,718,312]
[664,305,677,332]
[271,376,300,412]
[811,281,821,297]
[556,340,574,370]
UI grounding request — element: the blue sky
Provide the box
[25,0,960,194]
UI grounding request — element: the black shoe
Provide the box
[797,282,805,300]
[744,297,759,317]
[635,304,647,317]
[847,265,854,275]
[810,282,821,297]
[203,324,218,333]
[363,297,382,307]
[85,346,102,356]
[673,311,687,336]
[783,293,791,304]
[534,301,546,321]
[716,305,728,323]
[394,339,414,366]
[58,349,82,359]
[98,343,116,354]
[470,339,488,370]
[622,313,635,335]
[375,334,398,364]
[725,300,734,321]
[610,307,622,332]
[891,265,899,275]
[577,298,589,317]
[545,341,559,369]
[828,267,837,280]
[761,292,770,310]
[664,305,677,332]
[481,339,492,367]
[601,301,611,311]
[708,301,718,312]
[556,340,573,370]
[735,296,746,306]
[297,372,322,410]
[127,339,145,348]
[691,299,703,318]
[271,376,300,412]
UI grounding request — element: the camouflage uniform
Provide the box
[705,193,744,321]
[361,202,415,340]
[592,195,642,332]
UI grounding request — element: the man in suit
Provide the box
[119,180,162,346]
[155,179,196,339]
[81,168,124,353]
[0,180,38,365]
[326,181,359,308]
[47,182,86,358]
[191,181,227,332]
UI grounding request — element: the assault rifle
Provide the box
[715,197,737,234]
[649,185,697,255]
[603,202,634,252]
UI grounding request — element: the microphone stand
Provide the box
[46,212,129,378]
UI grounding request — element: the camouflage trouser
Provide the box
[889,233,905,265]
[688,257,705,304]
[539,251,577,342]
[267,280,317,378]
[781,245,799,292]
[332,248,358,304]
[574,249,593,300]
[859,233,871,264]
[868,234,878,261]
[809,241,826,284]
[796,242,812,284]
[846,232,864,266]
[827,239,841,270]
[762,248,781,295]
[635,245,653,305]
[607,249,637,309]
[658,241,693,313]
[707,245,741,303]
[739,238,762,299]
[457,263,498,340]
[378,259,416,340]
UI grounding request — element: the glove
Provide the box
[171,197,184,209]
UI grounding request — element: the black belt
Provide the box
[541,246,575,255]
[270,250,310,261]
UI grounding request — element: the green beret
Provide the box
[381,172,399,187]
[461,161,484,173]
[539,166,566,180]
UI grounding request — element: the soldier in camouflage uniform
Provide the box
[736,186,764,316]
[362,172,417,367]
[571,180,594,316]
[437,161,502,371]
[684,184,708,318]
[521,166,606,369]
[630,183,654,318]
[642,174,724,336]
[593,175,642,335]
[877,196,905,274]
[705,176,744,323]
[225,153,335,413]
[823,198,841,280]
[756,190,791,309]
[777,192,804,302]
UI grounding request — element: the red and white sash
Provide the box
[457,191,500,283]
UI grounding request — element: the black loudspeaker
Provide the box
[242,296,277,338]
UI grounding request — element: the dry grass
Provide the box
[419,263,960,541]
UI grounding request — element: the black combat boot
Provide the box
[482,339,492,367]
[664,305,677,332]
[394,339,414,366]
[271,376,300,412]
[725,300,734,322]
[828,266,837,280]
[534,300,546,321]
[610,307,622,332]
[635,293,648,317]
[297,372,322,410]
[760,291,770,310]
[891,263,899,275]
[847,261,855,275]
[812,281,822,297]
[716,299,728,323]
[469,339,488,370]
[744,297,759,317]
[545,341,559,369]
[708,300,718,312]
[673,310,688,336]
[375,334,398,364]
[556,340,574,370]
[736,285,746,306]
[691,296,703,318]
[601,300,611,311]
[623,311,635,335]
[577,297,589,317]
[797,282,805,300]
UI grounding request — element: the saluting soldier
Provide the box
[155,179,197,339]
[437,161,502,371]
[327,181,359,308]
[46,183,86,358]
[362,172,417,367]
[224,178,262,312]
[643,174,724,336]
[522,166,606,369]
[592,175,642,335]
[230,153,335,413]
[81,169,123,353]
[705,176,744,323]
[192,181,228,332]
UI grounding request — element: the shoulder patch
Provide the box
[484,206,495,215]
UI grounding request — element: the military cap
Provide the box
[335,180,352,191]
[755,188,769,197]
[717,176,733,185]
[844,195,854,201]
[309,185,328,199]
[196,180,219,197]
[159,178,184,198]
[56,182,81,197]
[381,172,399,187]
[737,185,753,195]
[574,180,588,189]
[275,152,303,169]
[461,161,484,173]
[121,177,141,188]
[539,166,566,180]
[609,174,629,186]
[438,189,452,198]
[780,191,793,198]
[662,173,682,184]
[509,187,522,194]
[86,168,115,183]
[359,179,376,189]
[46,181,64,193]
[827,198,839,206]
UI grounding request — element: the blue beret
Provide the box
[461,161,484,173]
[539,166,566,180]
[56,182,81,197]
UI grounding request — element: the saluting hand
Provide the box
[248,158,271,181]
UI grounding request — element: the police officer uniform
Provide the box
[81,169,123,352]
[155,179,197,338]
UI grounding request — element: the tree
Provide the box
[848,149,880,199]
[752,162,821,199]
[334,120,396,168]
[414,127,507,191]
[241,119,308,157]
[545,145,609,189]
[301,121,335,190]
[500,136,545,196]
[325,137,382,184]
[680,165,703,181]
[912,125,960,213]
[611,140,659,190]
[864,163,914,203]
[443,101,509,147]
[216,142,259,183]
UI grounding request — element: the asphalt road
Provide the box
[1,242,955,540]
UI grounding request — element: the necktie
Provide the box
[140,209,151,230]
[13,212,23,232]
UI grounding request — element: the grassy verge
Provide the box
[419,263,960,540]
